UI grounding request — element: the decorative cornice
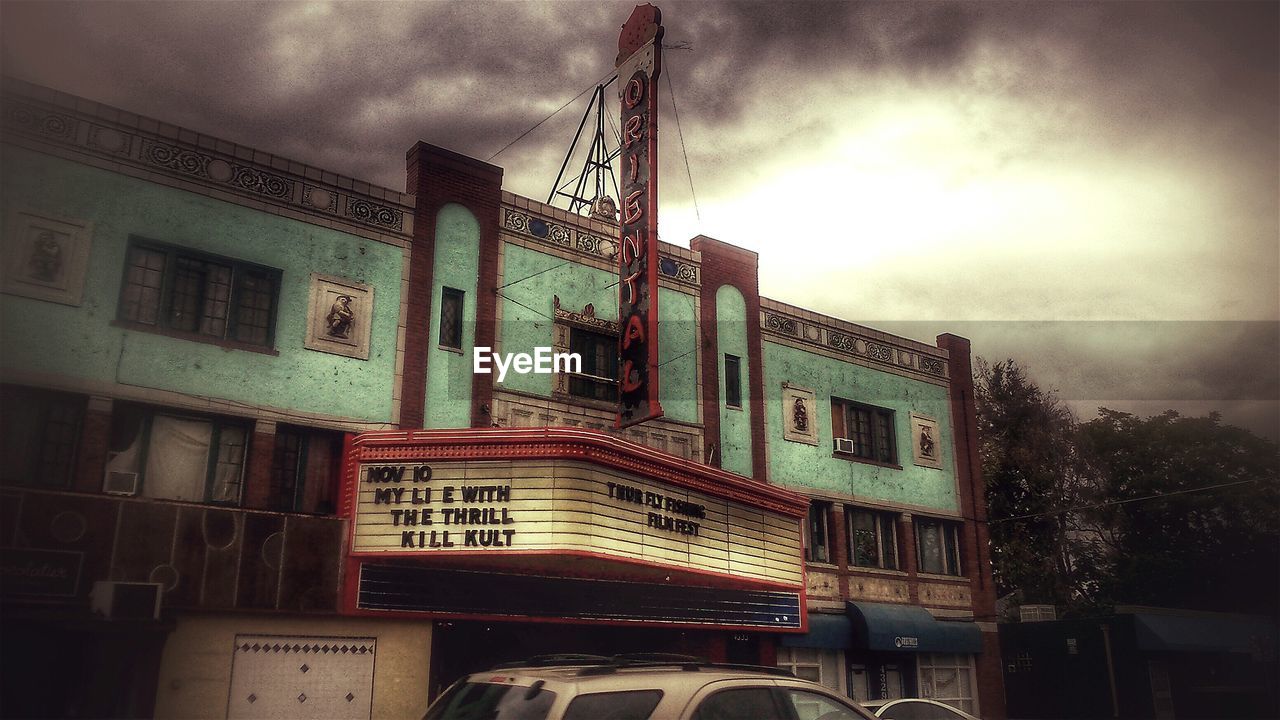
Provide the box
[760,302,949,381]
[1,82,413,243]
[502,206,700,288]
[553,295,619,333]
[348,427,808,517]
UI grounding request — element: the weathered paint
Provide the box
[0,147,402,422]
[764,340,959,511]
[716,284,753,477]
[496,242,698,424]
[423,203,479,429]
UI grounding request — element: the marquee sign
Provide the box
[615,4,665,428]
[349,457,803,587]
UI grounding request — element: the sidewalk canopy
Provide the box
[1131,611,1277,654]
[780,613,854,649]
[846,601,983,653]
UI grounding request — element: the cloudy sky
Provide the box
[3,0,1277,437]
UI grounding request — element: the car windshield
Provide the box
[424,681,557,720]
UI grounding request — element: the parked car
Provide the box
[424,654,877,720]
[861,698,981,720]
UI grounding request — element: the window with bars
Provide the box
[439,287,464,350]
[916,517,964,576]
[848,507,899,570]
[567,327,618,402]
[805,501,833,564]
[831,398,896,464]
[0,385,85,488]
[269,425,341,514]
[117,240,280,348]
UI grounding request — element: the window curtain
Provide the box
[143,415,213,501]
[919,521,944,574]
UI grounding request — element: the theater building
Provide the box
[0,28,1003,720]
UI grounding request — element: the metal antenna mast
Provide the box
[547,79,621,217]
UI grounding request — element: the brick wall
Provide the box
[690,235,767,479]
[403,142,503,429]
[936,333,1006,719]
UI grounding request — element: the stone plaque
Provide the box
[2,210,93,306]
[910,413,944,469]
[782,383,819,446]
[304,273,373,360]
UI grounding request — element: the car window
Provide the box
[693,688,787,720]
[781,689,872,720]
[423,681,557,720]
[877,700,967,720]
[562,690,664,720]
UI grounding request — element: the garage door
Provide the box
[227,634,376,719]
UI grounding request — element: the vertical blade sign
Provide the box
[615,4,665,429]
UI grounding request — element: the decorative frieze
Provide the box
[503,206,699,288]
[1,94,411,242]
[761,306,949,381]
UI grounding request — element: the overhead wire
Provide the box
[488,69,618,163]
[663,54,701,224]
[988,478,1262,524]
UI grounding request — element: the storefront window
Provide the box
[917,653,978,715]
[777,647,845,695]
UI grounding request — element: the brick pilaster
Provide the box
[73,395,113,493]
[899,512,920,603]
[403,142,504,429]
[937,333,1005,719]
[690,235,767,480]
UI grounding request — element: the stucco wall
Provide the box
[423,203,479,429]
[496,242,698,424]
[764,340,959,511]
[0,147,403,423]
[715,284,753,477]
[152,612,431,720]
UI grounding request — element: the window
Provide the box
[916,518,963,576]
[568,327,618,402]
[0,385,84,488]
[693,688,786,720]
[777,647,846,695]
[806,501,832,563]
[563,691,663,720]
[439,287,464,349]
[117,240,280,348]
[832,398,896,464]
[270,426,341,513]
[104,403,249,504]
[724,354,742,408]
[848,507,899,570]
[917,653,979,716]
[778,689,864,720]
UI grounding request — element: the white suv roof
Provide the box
[425,654,876,720]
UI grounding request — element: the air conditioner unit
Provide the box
[1020,604,1057,622]
[103,470,139,495]
[91,581,162,620]
[833,437,855,454]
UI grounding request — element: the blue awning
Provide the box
[781,613,854,649]
[846,601,983,653]
[1131,611,1277,654]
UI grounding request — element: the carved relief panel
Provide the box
[304,273,374,360]
[781,383,818,445]
[910,412,944,469]
[2,209,93,307]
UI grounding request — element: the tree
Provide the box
[975,359,1098,612]
[1078,409,1280,614]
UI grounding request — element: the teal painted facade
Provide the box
[496,242,699,424]
[715,285,753,477]
[423,203,479,429]
[0,147,403,423]
[763,340,959,512]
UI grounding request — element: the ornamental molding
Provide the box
[760,306,949,381]
[502,206,699,287]
[552,295,619,333]
[2,94,412,242]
